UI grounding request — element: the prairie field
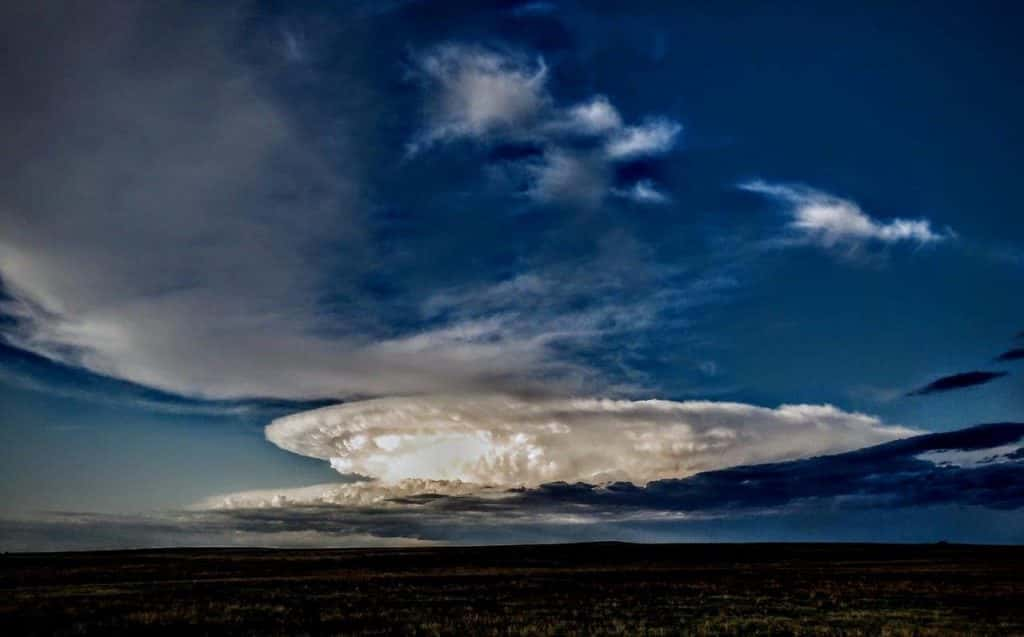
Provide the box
[2,542,1023,636]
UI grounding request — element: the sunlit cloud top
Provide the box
[266,395,916,486]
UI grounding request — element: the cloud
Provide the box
[195,479,501,510]
[405,242,739,398]
[245,421,1024,517]
[0,342,336,418]
[612,179,671,204]
[581,422,1024,509]
[409,44,549,151]
[0,511,444,552]
[0,1,367,400]
[0,7,679,402]
[739,180,952,252]
[527,150,610,206]
[10,422,1022,551]
[604,119,683,160]
[561,95,623,134]
[907,371,1009,396]
[409,43,681,207]
[995,348,1024,362]
[281,27,306,62]
[264,395,915,487]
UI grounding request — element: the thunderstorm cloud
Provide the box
[264,395,915,487]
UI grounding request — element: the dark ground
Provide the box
[2,542,1023,635]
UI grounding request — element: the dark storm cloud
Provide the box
[996,348,1024,362]
[541,423,1024,511]
[350,422,1024,520]
[416,422,1024,516]
[907,371,1009,396]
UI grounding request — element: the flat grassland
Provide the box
[2,543,1023,635]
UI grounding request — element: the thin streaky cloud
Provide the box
[739,180,953,252]
[995,348,1024,362]
[907,371,1009,397]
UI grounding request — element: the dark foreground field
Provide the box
[2,543,1023,636]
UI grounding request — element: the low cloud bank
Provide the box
[5,422,1022,551]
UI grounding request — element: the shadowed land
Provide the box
[3,542,1024,635]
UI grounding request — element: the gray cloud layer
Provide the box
[0,3,685,401]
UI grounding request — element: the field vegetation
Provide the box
[2,542,1023,635]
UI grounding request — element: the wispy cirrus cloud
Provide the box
[0,5,689,402]
[739,180,953,255]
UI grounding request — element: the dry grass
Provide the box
[2,543,1023,635]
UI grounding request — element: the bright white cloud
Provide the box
[740,180,952,249]
[916,439,1024,468]
[265,395,916,487]
[561,95,622,134]
[605,119,683,159]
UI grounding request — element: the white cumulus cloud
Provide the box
[561,95,623,134]
[409,44,681,206]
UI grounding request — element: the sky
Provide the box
[1,0,1023,550]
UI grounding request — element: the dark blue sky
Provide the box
[1,0,1022,548]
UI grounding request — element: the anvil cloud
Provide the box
[265,396,915,487]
